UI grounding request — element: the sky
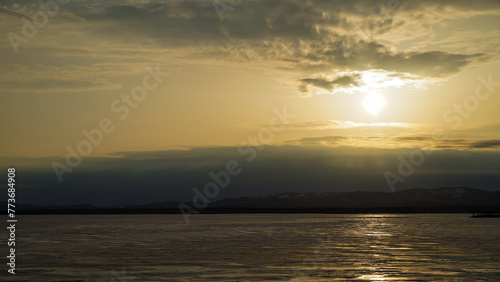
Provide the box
[0,0,500,205]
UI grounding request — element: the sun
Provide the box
[362,93,386,115]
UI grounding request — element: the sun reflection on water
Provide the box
[357,274,399,280]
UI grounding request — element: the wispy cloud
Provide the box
[282,120,410,130]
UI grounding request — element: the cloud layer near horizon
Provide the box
[3,144,500,205]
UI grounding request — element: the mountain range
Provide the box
[3,187,500,214]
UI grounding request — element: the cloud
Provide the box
[287,136,348,146]
[469,140,500,149]
[0,64,123,93]
[0,6,33,19]
[283,120,409,130]
[429,30,500,54]
[296,69,431,95]
[393,136,432,142]
[299,74,361,94]
[1,79,122,93]
[284,133,500,151]
[377,50,484,77]
[390,135,500,150]
[221,37,484,79]
[3,144,500,205]
[0,0,495,86]
[287,134,404,147]
[71,0,491,79]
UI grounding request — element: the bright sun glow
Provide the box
[363,93,386,115]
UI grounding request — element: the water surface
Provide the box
[4,214,500,281]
